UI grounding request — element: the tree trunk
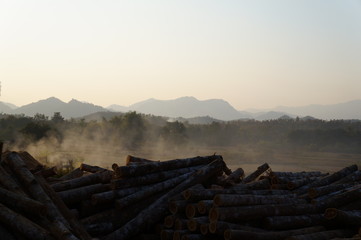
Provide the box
[324,208,361,225]
[80,163,109,173]
[197,200,213,215]
[264,214,325,230]
[58,183,110,205]
[243,163,270,183]
[113,155,223,178]
[102,158,226,240]
[285,229,355,240]
[187,216,209,232]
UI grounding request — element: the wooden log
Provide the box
[175,218,189,230]
[308,183,355,199]
[80,163,109,173]
[209,221,266,235]
[169,200,189,214]
[183,188,292,201]
[270,171,325,178]
[80,209,115,225]
[102,158,227,240]
[197,200,213,215]
[0,203,54,240]
[314,185,361,209]
[113,155,223,178]
[187,216,208,232]
[115,172,193,210]
[111,165,202,189]
[209,204,320,222]
[264,214,325,230]
[286,229,355,240]
[0,222,17,240]
[173,230,192,240]
[84,222,113,237]
[199,223,208,235]
[35,174,93,240]
[332,170,361,185]
[51,170,112,192]
[58,183,111,205]
[160,229,174,240]
[224,226,326,240]
[186,203,200,219]
[181,234,212,240]
[287,177,317,190]
[92,184,148,205]
[79,199,112,218]
[271,183,289,190]
[36,166,58,178]
[295,165,358,195]
[246,178,271,190]
[0,187,46,216]
[164,215,177,228]
[213,194,306,207]
[243,163,270,183]
[58,168,84,181]
[126,155,160,165]
[0,165,25,195]
[324,208,361,225]
[18,151,44,172]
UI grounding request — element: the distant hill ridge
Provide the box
[1,96,361,121]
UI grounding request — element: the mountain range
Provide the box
[1,96,361,121]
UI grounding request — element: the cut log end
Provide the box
[324,208,338,220]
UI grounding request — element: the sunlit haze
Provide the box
[1,0,360,110]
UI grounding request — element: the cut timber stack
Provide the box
[1,146,361,240]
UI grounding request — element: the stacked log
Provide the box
[1,145,361,240]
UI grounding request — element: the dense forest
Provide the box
[1,111,361,160]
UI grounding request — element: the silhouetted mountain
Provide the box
[0,102,15,114]
[14,97,108,119]
[273,100,361,120]
[253,111,295,121]
[172,116,223,125]
[116,97,252,121]
[107,104,129,112]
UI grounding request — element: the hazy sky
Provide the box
[1,0,360,110]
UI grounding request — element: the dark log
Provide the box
[0,165,25,195]
[314,185,361,209]
[52,170,112,192]
[200,223,208,235]
[18,151,44,172]
[209,204,320,222]
[181,234,212,240]
[91,184,148,205]
[213,194,306,207]
[186,203,200,219]
[271,183,289,190]
[84,222,113,237]
[287,177,317,190]
[246,178,271,190]
[169,200,189,214]
[79,199,112,218]
[111,165,202,189]
[80,209,115,225]
[324,208,361,225]
[197,200,213,215]
[308,183,355,199]
[183,188,292,201]
[80,163,109,173]
[58,183,111,205]
[160,229,174,240]
[243,163,270,183]
[270,171,325,178]
[113,155,223,178]
[164,215,177,228]
[208,221,266,235]
[0,222,17,240]
[35,174,93,240]
[0,203,53,240]
[332,170,361,185]
[295,165,358,195]
[224,226,326,240]
[264,214,325,230]
[175,218,189,230]
[58,168,84,181]
[102,158,226,240]
[173,230,192,240]
[115,172,193,210]
[125,155,160,165]
[0,187,46,216]
[286,229,355,240]
[37,166,58,178]
[187,216,209,232]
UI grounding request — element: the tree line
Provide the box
[1,111,361,154]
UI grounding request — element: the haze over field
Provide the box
[1,1,361,111]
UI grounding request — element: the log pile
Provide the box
[0,146,361,240]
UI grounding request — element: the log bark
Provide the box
[286,229,355,240]
[197,200,213,215]
[102,158,226,240]
[243,163,270,183]
[169,200,189,214]
[58,168,84,181]
[125,155,160,165]
[91,184,148,205]
[160,229,174,240]
[0,203,54,240]
[308,183,355,199]
[185,203,199,219]
[35,174,93,240]
[224,226,326,240]
[175,218,189,230]
[324,208,361,225]
[115,172,193,210]
[80,163,109,173]
[332,170,361,185]
[37,166,58,178]
[314,185,361,209]
[0,165,25,195]
[111,165,202,189]
[270,171,325,179]
[295,165,358,195]
[213,194,305,207]
[58,183,110,205]
[264,214,325,230]
[113,155,223,178]
[0,187,46,216]
[209,204,320,222]
[187,216,208,232]
[52,170,112,192]
[208,221,266,235]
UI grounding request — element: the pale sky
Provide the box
[1,0,360,110]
